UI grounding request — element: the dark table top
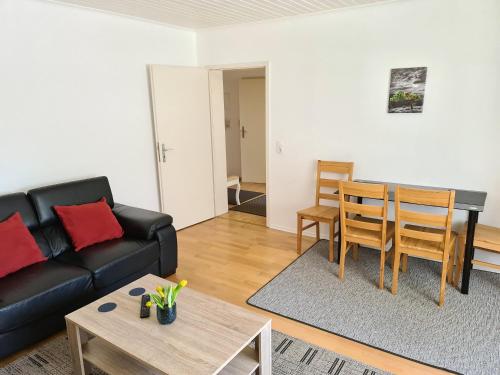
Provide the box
[354,179,487,212]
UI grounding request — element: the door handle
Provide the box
[241,126,247,139]
[161,144,174,163]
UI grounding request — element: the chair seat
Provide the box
[0,260,93,333]
[55,238,160,289]
[461,223,500,253]
[346,217,395,244]
[297,205,339,221]
[402,225,457,255]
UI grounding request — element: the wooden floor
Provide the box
[1,191,448,374]
[169,212,449,375]
[240,181,266,194]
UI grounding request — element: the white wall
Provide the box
[0,0,197,210]
[1,0,499,268]
[198,0,500,265]
[198,0,500,227]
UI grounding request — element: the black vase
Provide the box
[156,304,176,325]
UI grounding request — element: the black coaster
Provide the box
[129,287,146,296]
[98,302,117,313]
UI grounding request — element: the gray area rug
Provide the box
[227,188,263,205]
[0,331,389,375]
[230,194,266,217]
[248,240,500,375]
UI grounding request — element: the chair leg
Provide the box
[296,215,303,255]
[447,245,456,284]
[328,220,334,263]
[392,250,401,295]
[315,222,320,241]
[439,260,448,307]
[379,246,385,290]
[453,236,465,287]
[352,243,359,261]
[338,238,347,280]
[401,254,408,273]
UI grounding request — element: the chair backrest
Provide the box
[339,181,388,247]
[315,161,354,206]
[395,186,455,257]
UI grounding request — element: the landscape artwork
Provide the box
[388,67,427,113]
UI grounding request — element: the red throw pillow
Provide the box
[0,212,47,278]
[54,198,124,251]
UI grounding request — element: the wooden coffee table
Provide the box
[65,274,271,374]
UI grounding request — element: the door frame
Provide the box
[206,62,270,228]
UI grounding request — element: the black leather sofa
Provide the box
[0,177,177,358]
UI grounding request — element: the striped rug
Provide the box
[0,331,389,375]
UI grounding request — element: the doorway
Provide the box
[149,64,269,230]
[222,68,267,223]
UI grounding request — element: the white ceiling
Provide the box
[50,0,397,29]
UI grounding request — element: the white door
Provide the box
[239,78,266,183]
[149,65,215,230]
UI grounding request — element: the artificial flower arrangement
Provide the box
[147,280,187,324]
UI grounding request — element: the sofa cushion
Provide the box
[0,213,47,278]
[54,198,123,251]
[0,260,92,333]
[28,177,114,227]
[0,193,38,230]
[55,238,160,289]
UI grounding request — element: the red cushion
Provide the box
[0,212,47,278]
[54,198,124,251]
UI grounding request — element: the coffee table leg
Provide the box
[66,319,88,375]
[255,321,272,375]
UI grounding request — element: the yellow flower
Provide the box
[179,280,188,288]
[145,301,152,307]
[156,286,165,298]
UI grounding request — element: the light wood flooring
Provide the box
[168,210,449,375]
[1,185,448,373]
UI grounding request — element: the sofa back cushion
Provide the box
[0,193,52,258]
[28,177,114,227]
[0,193,38,230]
[0,213,47,278]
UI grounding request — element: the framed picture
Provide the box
[388,67,427,113]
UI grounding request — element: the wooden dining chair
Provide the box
[297,160,354,263]
[338,181,395,289]
[392,186,456,307]
[453,223,500,287]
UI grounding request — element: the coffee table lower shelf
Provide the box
[82,336,259,375]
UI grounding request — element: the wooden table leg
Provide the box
[66,319,88,375]
[255,321,271,375]
[461,210,478,294]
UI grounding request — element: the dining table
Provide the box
[351,179,488,295]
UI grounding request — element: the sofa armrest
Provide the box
[156,225,177,277]
[113,203,173,240]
